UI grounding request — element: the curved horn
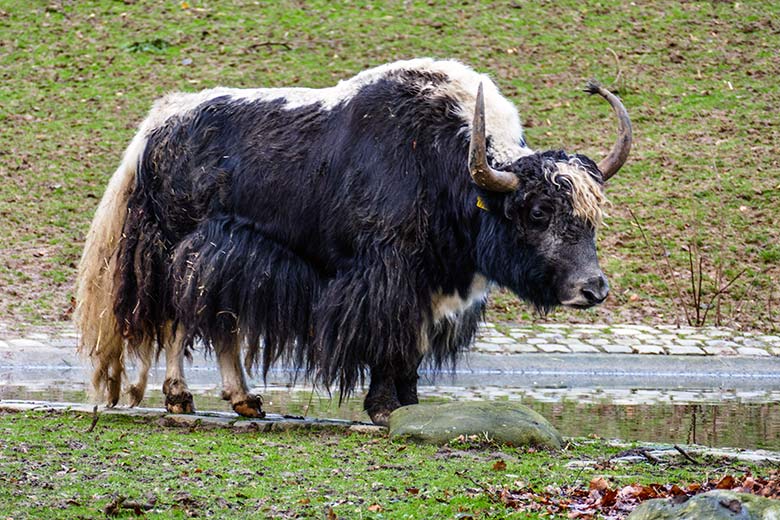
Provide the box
[469,83,520,192]
[585,80,632,181]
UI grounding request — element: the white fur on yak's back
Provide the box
[74,128,150,403]
[148,58,530,166]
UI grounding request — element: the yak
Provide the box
[75,58,631,425]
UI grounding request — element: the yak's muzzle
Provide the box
[560,273,609,308]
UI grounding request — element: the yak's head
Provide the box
[470,81,632,312]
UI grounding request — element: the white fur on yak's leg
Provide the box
[162,326,195,414]
[127,339,154,407]
[217,339,264,418]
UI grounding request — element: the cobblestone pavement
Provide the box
[1,322,780,358]
[474,323,780,357]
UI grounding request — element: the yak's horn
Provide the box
[585,80,632,181]
[468,83,520,192]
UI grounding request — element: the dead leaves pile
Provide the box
[489,472,780,519]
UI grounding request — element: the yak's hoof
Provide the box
[165,392,195,414]
[128,385,145,407]
[232,395,265,418]
[163,378,194,414]
[107,377,121,408]
[367,409,392,427]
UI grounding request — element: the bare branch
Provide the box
[628,208,689,326]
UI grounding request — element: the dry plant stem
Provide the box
[673,444,701,465]
[688,247,700,326]
[714,162,726,326]
[732,270,764,326]
[248,41,292,51]
[697,254,703,325]
[639,449,660,464]
[699,268,748,327]
[304,388,316,418]
[687,405,699,445]
[86,405,99,433]
[696,247,704,327]
[628,208,688,327]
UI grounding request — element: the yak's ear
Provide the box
[502,187,529,222]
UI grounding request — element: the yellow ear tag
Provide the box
[476,196,490,212]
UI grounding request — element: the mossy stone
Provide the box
[388,401,562,448]
[627,490,780,519]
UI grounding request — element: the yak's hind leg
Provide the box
[169,218,318,419]
[105,355,123,407]
[127,339,154,407]
[162,326,195,414]
[217,338,264,418]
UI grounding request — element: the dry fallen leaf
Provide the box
[492,460,507,471]
[716,475,736,489]
[589,476,609,491]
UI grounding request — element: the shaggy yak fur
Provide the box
[75,59,618,425]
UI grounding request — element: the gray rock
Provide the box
[388,401,562,448]
[627,490,780,519]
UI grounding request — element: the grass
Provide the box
[0,409,772,519]
[0,0,778,330]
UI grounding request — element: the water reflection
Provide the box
[2,384,779,450]
[534,400,780,451]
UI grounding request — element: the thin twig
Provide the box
[697,254,703,325]
[732,269,764,323]
[700,268,748,326]
[303,387,317,418]
[688,247,699,326]
[628,208,688,327]
[248,41,292,51]
[86,405,99,433]
[714,161,726,326]
[673,444,701,465]
[639,448,661,464]
[769,282,778,332]
[687,404,699,445]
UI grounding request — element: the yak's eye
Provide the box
[529,206,551,227]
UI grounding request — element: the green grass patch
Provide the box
[0,409,772,518]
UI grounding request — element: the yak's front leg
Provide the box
[217,339,264,418]
[395,355,423,407]
[366,351,423,425]
[364,363,402,427]
[162,327,195,414]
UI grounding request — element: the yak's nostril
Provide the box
[580,275,609,304]
[581,287,606,305]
